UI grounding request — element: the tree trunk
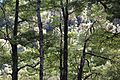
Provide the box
[37,0,44,80]
[61,0,69,80]
[59,12,63,80]
[11,0,19,80]
[11,44,18,80]
[63,12,68,80]
[77,39,88,80]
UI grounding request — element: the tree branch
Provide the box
[0,40,7,49]
[99,1,109,11]
[84,72,99,80]
[0,5,5,18]
[85,59,91,72]
[18,16,37,24]
[18,62,39,71]
[86,52,113,61]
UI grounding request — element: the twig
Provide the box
[0,40,7,49]
[85,59,91,72]
[0,5,5,18]
[84,72,99,80]
[18,16,37,24]
[99,1,109,11]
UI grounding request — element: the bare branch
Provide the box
[0,4,5,18]
[85,59,91,72]
[99,1,109,11]
[69,8,79,15]
[84,72,99,80]
[18,62,39,71]
[18,16,37,24]
[0,40,7,49]
[4,70,12,76]
[86,52,113,61]
[0,29,6,38]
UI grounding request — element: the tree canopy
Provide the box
[0,0,120,80]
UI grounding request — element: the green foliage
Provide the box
[0,0,120,80]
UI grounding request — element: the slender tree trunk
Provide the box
[11,44,18,80]
[63,11,68,80]
[37,0,44,80]
[59,12,63,80]
[61,0,69,80]
[77,39,88,80]
[11,0,19,80]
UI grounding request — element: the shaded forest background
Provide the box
[0,0,120,80]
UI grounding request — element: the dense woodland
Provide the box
[0,0,120,80]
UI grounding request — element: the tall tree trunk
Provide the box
[59,12,63,80]
[63,11,68,80]
[11,0,19,80]
[61,0,69,80]
[37,0,44,80]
